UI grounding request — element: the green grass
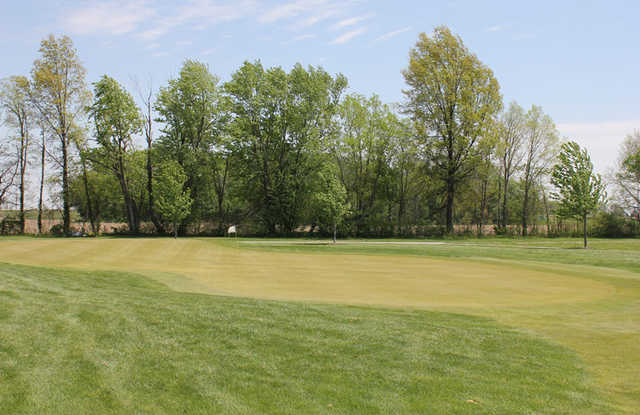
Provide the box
[1,236,639,413]
[0,262,610,414]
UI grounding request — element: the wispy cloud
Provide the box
[281,33,316,45]
[330,27,367,45]
[176,40,193,47]
[138,0,257,41]
[331,13,374,31]
[64,0,154,36]
[259,0,358,31]
[375,26,412,42]
[487,25,503,32]
[200,48,217,56]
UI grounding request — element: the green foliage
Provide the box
[225,61,347,234]
[403,26,503,233]
[310,165,349,239]
[153,161,193,237]
[551,141,606,247]
[551,141,605,220]
[155,60,227,228]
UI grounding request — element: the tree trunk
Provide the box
[61,136,71,236]
[80,155,96,234]
[522,184,529,237]
[333,220,337,244]
[502,176,509,232]
[18,135,25,235]
[174,219,178,238]
[117,154,138,233]
[446,179,455,234]
[38,130,45,235]
[583,213,588,248]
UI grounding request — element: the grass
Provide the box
[0,236,638,413]
[0,263,607,414]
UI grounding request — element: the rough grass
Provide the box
[0,263,609,414]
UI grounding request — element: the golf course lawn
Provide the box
[0,237,638,413]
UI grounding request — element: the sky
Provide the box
[1,0,639,174]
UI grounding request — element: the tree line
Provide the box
[0,27,626,241]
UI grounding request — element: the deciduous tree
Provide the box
[551,141,605,248]
[403,26,502,234]
[29,35,90,235]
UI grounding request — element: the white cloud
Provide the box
[176,40,193,46]
[375,26,412,42]
[138,0,257,41]
[330,13,374,30]
[200,48,217,56]
[557,120,640,173]
[330,27,367,45]
[64,0,155,36]
[259,0,329,23]
[487,25,503,32]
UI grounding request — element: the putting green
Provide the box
[0,237,611,308]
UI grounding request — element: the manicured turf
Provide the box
[0,263,608,414]
[0,236,638,413]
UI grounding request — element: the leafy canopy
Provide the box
[551,141,606,219]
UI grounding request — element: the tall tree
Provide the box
[134,77,163,232]
[403,26,502,234]
[155,60,226,232]
[29,35,90,235]
[551,141,606,248]
[88,75,142,233]
[333,94,396,235]
[0,76,32,234]
[521,105,558,236]
[497,102,526,231]
[226,61,346,234]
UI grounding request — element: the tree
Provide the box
[0,76,33,234]
[613,131,640,211]
[551,141,606,248]
[521,105,558,236]
[333,94,396,236]
[496,102,526,231]
[155,60,227,232]
[154,160,192,238]
[311,166,349,243]
[29,35,90,235]
[88,75,142,233]
[225,61,346,234]
[403,26,502,234]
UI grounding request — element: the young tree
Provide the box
[154,160,192,238]
[0,76,33,234]
[29,35,90,235]
[311,166,349,243]
[403,26,502,234]
[551,141,606,248]
[521,105,558,236]
[88,75,142,233]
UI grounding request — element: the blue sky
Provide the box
[1,0,639,173]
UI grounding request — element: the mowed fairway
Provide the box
[1,237,639,413]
